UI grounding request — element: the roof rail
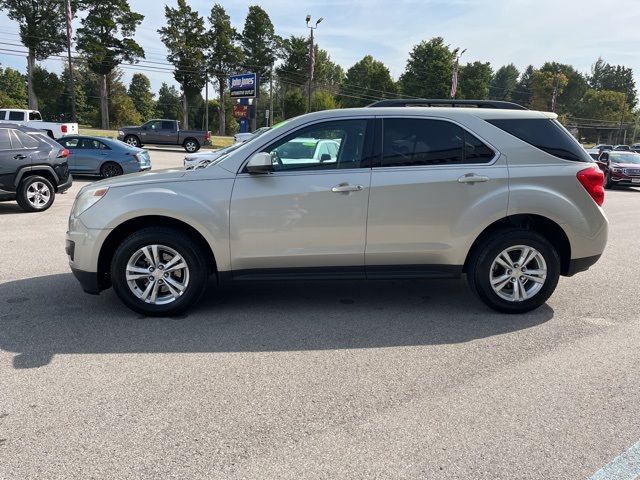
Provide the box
[367,99,527,110]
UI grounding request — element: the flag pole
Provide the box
[65,0,77,123]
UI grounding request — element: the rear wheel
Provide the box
[110,227,209,316]
[467,229,560,313]
[100,162,124,178]
[604,171,612,189]
[16,175,55,212]
[183,138,200,153]
[124,135,141,148]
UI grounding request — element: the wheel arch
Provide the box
[183,137,200,151]
[463,214,571,276]
[15,167,59,191]
[97,215,218,291]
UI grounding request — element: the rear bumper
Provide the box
[565,255,601,277]
[57,174,73,193]
[71,266,100,294]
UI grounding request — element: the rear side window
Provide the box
[380,118,494,167]
[29,111,42,121]
[8,111,24,121]
[0,129,11,149]
[11,129,39,148]
[487,118,592,162]
[161,121,174,130]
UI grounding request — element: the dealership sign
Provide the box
[229,73,257,98]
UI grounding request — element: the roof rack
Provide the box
[367,99,527,110]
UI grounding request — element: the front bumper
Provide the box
[71,266,101,294]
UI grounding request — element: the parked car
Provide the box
[585,148,600,160]
[0,123,72,212]
[57,136,151,177]
[594,144,613,152]
[117,119,210,153]
[185,127,271,168]
[67,103,607,317]
[273,138,341,164]
[596,150,640,188]
[630,143,640,153]
[0,109,78,139]
[613,144,631,151]
[234,127,270,144]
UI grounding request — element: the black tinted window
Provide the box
[381,118,493,167]
[0,129,11,149]
[12,129,39,148]
[488,118,592,162]
[29,111,42,121]
[8,111,23,121]
[161,121,174,130]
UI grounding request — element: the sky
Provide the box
[1,0,639,96]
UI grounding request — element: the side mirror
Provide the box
[320,153,332,162]
[246,152,273,174]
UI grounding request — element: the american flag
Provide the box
[65,0,73,45]
[450,59,459,99]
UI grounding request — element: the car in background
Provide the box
[234,127,270,144]
[585,148,600,160]
[613,144,631,151]
[0,123,72,212]
[118,119,210,153]
[594,144,613,152]
[630,143,640,153]
[596,150,640,188]
[0,108,78,139]
[273,138,341,165]
[58,136,151,177]
[185,127,272,168]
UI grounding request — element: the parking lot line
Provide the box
[588,441,640,480]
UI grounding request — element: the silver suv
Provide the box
[66,102,608,316]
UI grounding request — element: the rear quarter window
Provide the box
[487,118,592,163]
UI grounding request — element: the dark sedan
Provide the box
[596,151,640,188]
[57,136,151,177]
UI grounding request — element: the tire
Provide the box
[16,175,55,212]
[124,135,141,148]
[183,138,200,153]
[100,162,124,178]
[467,229,560,314]
[110,227,210,317]
[604,172,612,189]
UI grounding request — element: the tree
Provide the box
[589,58,637,108]
[576,89,634,123]
[458,61,493,100]
[311,90,337,112]
[110,92,142,127]
[399,37,455,98]
[283,90,306,119]
[337,55,397,108]
[158,0,207,129]
[32,66,65,120]
[276,36,312,90]
[0,66,27,107]
[490,64,519,101]
[539,62,587,115]
[60,63,88,123]
[76,0,144,129]
[208,4,243,135]
[156,83,182,121]
[0,0,78,109]
[128,73,155,120]
[512,65,534,107]
[529,70,568,111]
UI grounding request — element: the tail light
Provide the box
[205,131,211,142]
[577,166,604,206]
[61,125,68,133]
[57,148,70,158]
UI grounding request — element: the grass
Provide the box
[78,127,234,149]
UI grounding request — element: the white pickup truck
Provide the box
[0,108,78,139]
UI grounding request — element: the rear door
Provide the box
[0,128,24,193]
[365,117,508,276]
[158,120,178,144]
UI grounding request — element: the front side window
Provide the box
[261,120,368,172]
[146,121,162,130]
[8,111,24,121]
[380,118,494,167]
[488,118,592,163]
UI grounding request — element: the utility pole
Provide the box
[551,75,559,113]
[65,0,77,123]
[617,84,630,144]
[305,15,323,113]
[269,63,274,127]
[205,74,209,134]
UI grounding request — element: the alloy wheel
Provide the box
[489,245,547,302]
[26,181,51,209]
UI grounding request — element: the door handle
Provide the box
[331,184,364,193]
[13,154,27,160]
[458,174,490,184]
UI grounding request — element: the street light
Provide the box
[306,15,323,112]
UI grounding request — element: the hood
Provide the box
[86,168,186,189]
[120,125,142,130]
[611,162,640,169]
[185,149,224,161]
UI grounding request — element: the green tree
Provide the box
[399,37,455,98]
[60,63,88,122]
[32,66,65,119]
[338,55,397,107]
[283,90,306,119]
[589,58,637,108]
[208,4,243,135]
[539,62,587,115]
[512,65,534,107]
[311,90,337,112]
[0,0,79,109]
[156,83,182,121]
[490,64,519,101]
[128,73,155,120]
[458,61,493,100]
[0,66,27,107]
[576,89,634,123]
[276,36,312,90]
[110,92,142,127]
[530,70,568,111]
[76,0,144,129]
[158,0,207,129]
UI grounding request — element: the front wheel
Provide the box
[183,138,200,153]
[467,229,560,314]
[111,228,210,316]
[604,172,612,189]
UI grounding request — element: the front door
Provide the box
[229,119,373,278]
[365,117,508,275]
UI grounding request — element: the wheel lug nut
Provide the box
[159,265,164,270]
[507,270,512,275]
[511,278,517,282]
[164,273,168,278]
[149,267,154,272]
[148,276,154,281]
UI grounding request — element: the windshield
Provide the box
[610,153,640,164]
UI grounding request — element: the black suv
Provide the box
[0,124,72,212]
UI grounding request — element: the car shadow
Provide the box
[0,202,26,215]
[0,273,554,369]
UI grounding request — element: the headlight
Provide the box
[72,186,109,217]
[612,167,623,173]
[118,130,124,136]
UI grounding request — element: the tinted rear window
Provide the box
[488,118,592,162]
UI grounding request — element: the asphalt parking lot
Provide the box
[1,150,639,479]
